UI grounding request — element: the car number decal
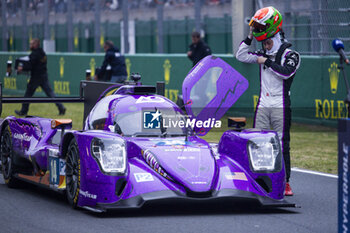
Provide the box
[49,157,60,185]
[136,96,165,104]
[134,173,154,182]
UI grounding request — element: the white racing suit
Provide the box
[236,37,301,182]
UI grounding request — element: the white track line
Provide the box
[292,167,338,179]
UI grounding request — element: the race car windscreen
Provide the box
[189,67,222,117]
[87,96,110,130]
[114,108,192,137]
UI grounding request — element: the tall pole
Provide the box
[283,0,291,40]
[22,0,28,51]
[194,0,201,32]
[123,0,129,53]
[94,0,101,52]
[320,0,329,55]
[67,0,73,52]
[1,0,8,51]
[257,0,263,9]
[44,0,50,40]
[232,0,254,55]
[311,0,320,55]
[157,1,164,53]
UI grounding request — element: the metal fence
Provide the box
[258,0,350,55]
[0,0,232,53]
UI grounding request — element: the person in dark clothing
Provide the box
[95,40,127,83]
[15,38,66,116]
[187,31,212,67]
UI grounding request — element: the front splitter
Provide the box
[92,189,296,212]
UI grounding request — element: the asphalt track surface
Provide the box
[0,170,336,233]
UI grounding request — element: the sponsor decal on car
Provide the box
[164,148,200,152]
[177,156,196,160]
[150,139,194,147]
[49,157,60,185]
[191,181,207,185]
[13,133,32,142]
[134,173,154,182]
[79,190,97,200]
[225,172,248,181]
[142,150,173,181]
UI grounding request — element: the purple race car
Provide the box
[0,56,294,212]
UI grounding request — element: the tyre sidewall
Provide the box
[65,138,81,208]
[1,126,20,188]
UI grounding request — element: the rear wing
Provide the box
[0,80,165,124]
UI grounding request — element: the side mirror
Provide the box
[228,117,246,131]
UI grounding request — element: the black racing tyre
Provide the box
[1,126,20,188]
[65,138,81,209]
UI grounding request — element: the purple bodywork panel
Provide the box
[182,56,249,135]
[5,117,60,170]
[219,129,286,200]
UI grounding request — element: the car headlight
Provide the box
[91,137,127,175]
[247,135,282,172]
[209,143,220,158]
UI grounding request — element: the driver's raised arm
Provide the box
[235,27,260,64]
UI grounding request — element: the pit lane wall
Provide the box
[0,52,349,126]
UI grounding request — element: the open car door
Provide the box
[182,56,249,135]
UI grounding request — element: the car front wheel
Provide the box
[1,126,20,188]
[65,138,81,208]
